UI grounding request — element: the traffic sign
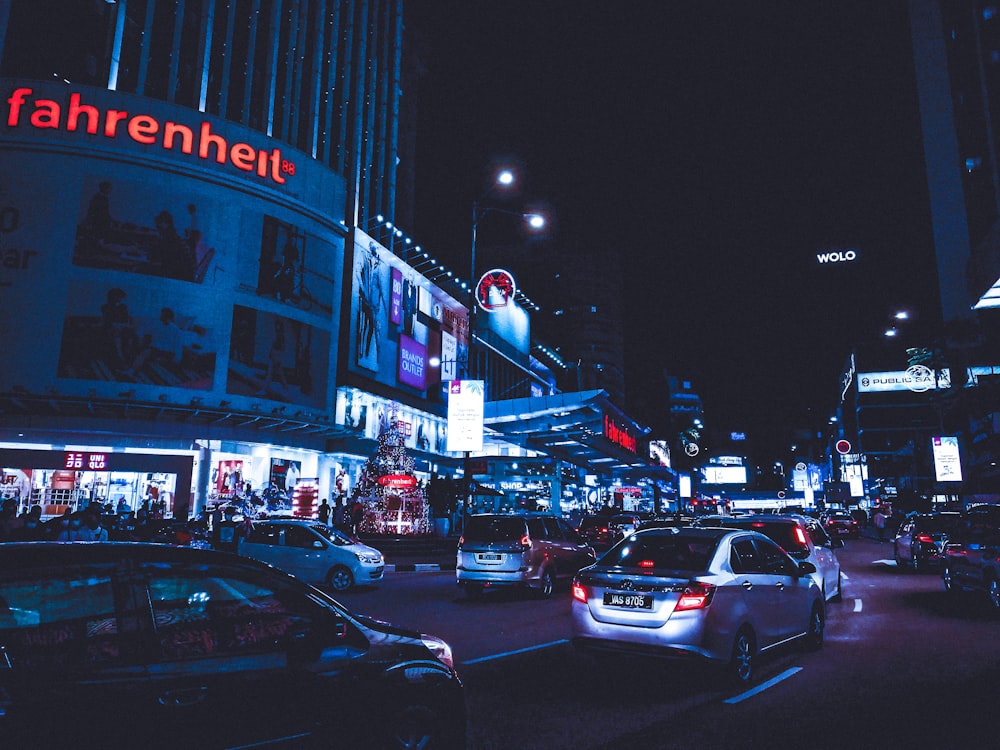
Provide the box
[835,439,852,455]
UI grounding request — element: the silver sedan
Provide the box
[571,526,825,685]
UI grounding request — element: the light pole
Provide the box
[462,169,545,526]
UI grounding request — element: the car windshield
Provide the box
[598,534,716,573]
[464,516,527,542]
[310,524,355,545]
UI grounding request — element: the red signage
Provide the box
[603,414,638,454]
[835,439,852,455]
[5,87,293,185]
[377,474,418,489]
[476,268,517,311]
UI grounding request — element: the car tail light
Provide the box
[916,533,934,544]
[794,527,808,546]
[676,582,715,611]
[457,535,464,550]
[572,583,587,603]
[638,559,655,568]
[520,533,531,551]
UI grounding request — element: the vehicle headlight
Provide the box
[355,551,383,564]
[421,634,455,670]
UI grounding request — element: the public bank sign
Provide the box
[858,366,951,393]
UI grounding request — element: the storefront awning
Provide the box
[484,390,674,482]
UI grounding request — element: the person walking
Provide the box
[317,498,332,526]
[873,507,887,543]
[333,496,347,533]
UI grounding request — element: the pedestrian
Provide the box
[873,507,887,543]
[317,498,331,526]
[333,496,347,532]
[350,499,364,538]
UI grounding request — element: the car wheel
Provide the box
[327,565,354,592]
[538,569,555,599]
[805,603,824,651]
[727,628,756,686]
[989,578,1000,610]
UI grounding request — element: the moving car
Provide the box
[608,513,642,540]
[457,513,597,598]
[578,515,615,549]
[239,518,384,591]
[893,511,962,571]
[0,542,466,749]
[822,512,860,538]
[695,514,843,601]
[571,526,824,685]
[943,523,1000,609]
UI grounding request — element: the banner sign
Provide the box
[932,436,963,482]
[858,367,951,393]
[446,380,484,452]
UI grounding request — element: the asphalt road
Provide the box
[332,536,1000,749]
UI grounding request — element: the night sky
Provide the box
[406,2,943,461]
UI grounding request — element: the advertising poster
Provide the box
[254,214,336,315]
[349,231,468,393]
[58,279,218,389]
[269,458,301,493]
[226,306,329,409]
[73,175,221,285]
[446,380,485,453]
[932,436,963,482]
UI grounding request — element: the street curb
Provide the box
[386,563,455,572]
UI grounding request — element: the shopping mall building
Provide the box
[0,1,673,526]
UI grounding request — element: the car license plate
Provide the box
[603,592,652,609]
[477,553,503,563]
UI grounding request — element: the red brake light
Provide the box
[457,535,464,549]
[916,534,934,544]
[520,533,531,550]
[751,522,766,528]
[572,583,587,603]
[676,583,715,611]
[638,559,655,568]
[794,527,808,546]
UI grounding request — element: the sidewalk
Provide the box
[360,534,458,572]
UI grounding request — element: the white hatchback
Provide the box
[239,519,384,591]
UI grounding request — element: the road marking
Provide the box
[724,667,802,704]
[854,598,863,612]
[462,639,569,665]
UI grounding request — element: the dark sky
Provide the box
[405,2,942,459]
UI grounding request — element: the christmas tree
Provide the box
[353,403,431,536]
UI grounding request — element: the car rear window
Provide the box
[463,516,527,542]
[723,520,808,555]
[598,535,716,572]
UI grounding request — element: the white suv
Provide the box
[240,519,384,591]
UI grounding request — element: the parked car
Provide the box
[0,542,466,749]
[893,511,963,571]
[822,512,860,539]
[943,523,1000,609]
[571,526,824,685]
[240,518,384,591]
[578,515,615,549]
[694,514,843,601]
[457,513,597,598]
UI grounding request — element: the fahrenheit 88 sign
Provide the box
[476,269,516,311]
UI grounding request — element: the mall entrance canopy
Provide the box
[483,390,675,485]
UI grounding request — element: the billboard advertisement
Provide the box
[858,367,951,393]
[1,80,345,413]
[348,230,468,394]
[932,436,963,482]
[446,380,485,452]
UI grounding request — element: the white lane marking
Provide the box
[724,667,802,704]
[461,639,569,665]
[854,598,863,612]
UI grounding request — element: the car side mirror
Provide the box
[798,561,817,576]
[312,540,325,550]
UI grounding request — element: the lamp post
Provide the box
[462,169,545,526]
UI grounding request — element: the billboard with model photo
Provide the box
[347,230,468,395]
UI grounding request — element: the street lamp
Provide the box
[462,168,546,526]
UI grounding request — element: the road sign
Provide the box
[835,439,851,455]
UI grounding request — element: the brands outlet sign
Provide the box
[4,86,294,185]
[858,366,951,393]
